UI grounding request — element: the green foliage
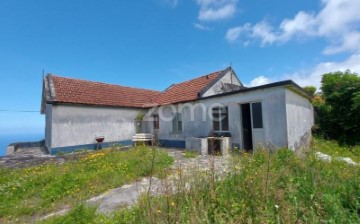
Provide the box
[136,111,145,121]
[3,140,360,223]
[40,204,98,224]
[314,71,360,145]
[39,204,118,224]
[303,85,317,97]
[183,150,199,158]
[312,138,360,162]
[0,147,173,223]
[45,139,360,223]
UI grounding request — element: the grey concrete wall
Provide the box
[202,70,242,97]
[45,104,52,150]
[285,89,314,151]
[50,104,140,149]
[155,86,288,149]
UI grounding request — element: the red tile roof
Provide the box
[50,75,160,108]
[46,69,224,108]
[152,71,222,105]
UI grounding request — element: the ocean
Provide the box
[0,133,44,157]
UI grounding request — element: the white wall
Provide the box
[155,86,288,149]
[285,88,314,151]
[50,104,140,148]
[45,86,313,151]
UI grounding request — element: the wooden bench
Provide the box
[132,133,155,146]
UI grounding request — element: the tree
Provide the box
[303,86,317,98]
[315,71,360,145]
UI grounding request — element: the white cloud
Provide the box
[199,4,236,21]
[226,0,360,54]
[252,21,279,45]
[247,54,360,89]
[158,0,179,7]
[323,31,360,54]
[193,23,213,31]
[284,54,360,88]
[246,75,271,87]
[280,11,317,39]
[196,0,237,21]
[225,25,247,42]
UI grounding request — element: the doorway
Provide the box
[241,103,253,150]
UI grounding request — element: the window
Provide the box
[212,107,229,131]
[172,113,182,132]
[251,102,263,128]
[153,114,159,130]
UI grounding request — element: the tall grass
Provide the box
[44,143,360,223]
[4,139,360,223]
[313,138,360,162]
[110,149,360,223]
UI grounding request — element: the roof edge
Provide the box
[197,67,231,97]
[230,68,244,86]
[156,80,310,106]
[202,79,311,100]
[40,75,56,114]
[48,101,151,109]
[47,74,56,101]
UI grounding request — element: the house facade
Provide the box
[41,67,314,154]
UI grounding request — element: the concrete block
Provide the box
[185,137,208,155]
[220,137,231,156]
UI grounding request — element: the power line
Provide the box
[0,109,40,113]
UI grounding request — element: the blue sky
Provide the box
[0,0,359,136]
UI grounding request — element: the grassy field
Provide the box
[0,146,174,223]
[313,138,360,162]
[1,139,360,223]
[42,138,360,224]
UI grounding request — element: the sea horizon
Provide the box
[0,133,44,157]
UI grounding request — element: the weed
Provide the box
[106,140,360,223]
[183,150,199,158]
[313,138,360,162]
[0,146,173,223]
[3,138,360,223]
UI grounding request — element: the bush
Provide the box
[314,71,360,145]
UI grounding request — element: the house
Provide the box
[41,67,314,154]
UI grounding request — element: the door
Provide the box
[241,103,253,150]
[240,102,265,150]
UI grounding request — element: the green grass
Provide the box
[183,150,199,158]
[313,138,360,162]
[43,138,360,223]
[110,150,359,223]
[2,138,360,223]
[0,146,173,223]
[39,204,110,224]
